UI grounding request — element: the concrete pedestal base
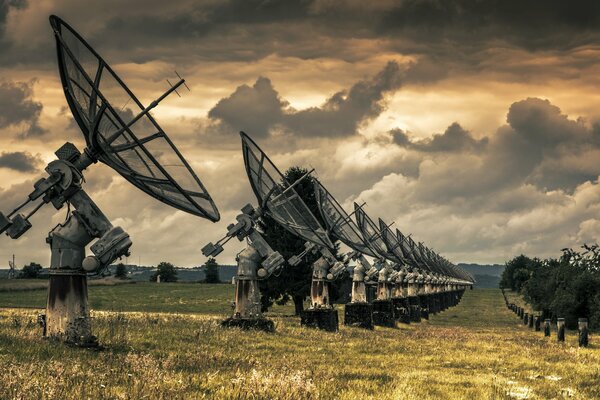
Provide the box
[221,317,275,332]
[418,295,429,320]
[408,296,421,322]
[431,294,441,315]
[392,298,410,324]
[372,299,395,328]
[46,273,98,347]
[301,308,339,332]
[344,303,373,330]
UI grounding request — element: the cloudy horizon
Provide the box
[1,0,600,267]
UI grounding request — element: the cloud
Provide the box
[392,123,488,153]
[2,0,600,90]
[208,76,287,137]
[352,96,600,262]
[389,97,600,194]
[2,0,600,267]
[207,61,402,138]
[379,0,600,52]
[0,80,47,138]
[0,151,42,172]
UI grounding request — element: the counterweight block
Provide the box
[372,299,395,328]
[344,302,373,330]
[220,317,275,332]
[301,308,339,332]
[392,297,411,324]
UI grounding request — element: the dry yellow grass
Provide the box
[0,288,597,399]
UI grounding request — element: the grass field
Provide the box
[0,283,598,399]
[0,278,134,293]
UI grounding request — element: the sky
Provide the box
[1,0,600,267]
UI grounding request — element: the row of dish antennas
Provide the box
[200,131,473,331]
[0,15,473,343]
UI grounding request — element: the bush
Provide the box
[18,263,43,279]
[115,263,127,279]
[150,262,178,282]
[204,258,220,283]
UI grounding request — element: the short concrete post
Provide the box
[544,319,551,337]
[557,318,565,342]
[578,318,589,348]
[534,316,541,331]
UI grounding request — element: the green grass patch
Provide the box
[0,288,598,399]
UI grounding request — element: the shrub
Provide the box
[150,262,178,282]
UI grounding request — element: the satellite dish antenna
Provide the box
[378,218,411,266]
[353,204,397,263]
[202,132,344,331]
[396,229,420,267]
[352,206,408,326]
[49,16,219,221]
[0,15,219,346]
[313,180,382,329]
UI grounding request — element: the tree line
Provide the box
[9,259,222,283]
[500,245,600,329]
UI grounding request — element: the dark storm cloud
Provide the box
[101,0,600,65]
[379,0,600,51]
[208,61,402,138]
[0,0,54,67]
[392,123,488,153]
[4,0,600,82]
[0,151,42,172]
[285,61,402,136]
[208,77,287,137]
[0,80,47,137]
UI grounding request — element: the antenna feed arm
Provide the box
[365,266,379,282]
[82,227,132,272]
[257,251,284,278]
[201,204,257,258]
[326,261,346,281]
[288,241,318,266]
[247,230,284,279]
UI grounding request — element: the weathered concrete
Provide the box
[301,308,338,332]
[344,302,373,330]
[578,318,589,348]
[45,272,97,347]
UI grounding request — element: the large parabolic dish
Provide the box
[396,229,420,267]
[241,132,334,250]
[354,204,399,263]
[378,218,408,265]
[314,180,377,258]
[50,15,220,221]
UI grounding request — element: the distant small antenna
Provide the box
[8,254,15,279]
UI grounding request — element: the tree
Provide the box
[150,262,178,282]
[19,262,43,279]
[502,247,600,329]
[114,263,127,279]
[204,257,220,283]
[258,166,341,315]
[500,255,532,291]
